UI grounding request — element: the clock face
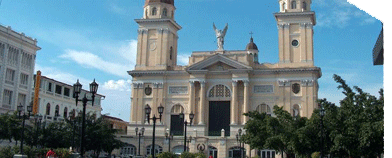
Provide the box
[292,40,299,47]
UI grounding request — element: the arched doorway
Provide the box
[208,84,231,136]
[208,146,218,158]
[170,104,184,136]
[228,146,246,158]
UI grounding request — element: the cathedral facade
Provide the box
[122,0,321,158]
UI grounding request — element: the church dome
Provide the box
[246,37,258,50]
[145,0,174,6]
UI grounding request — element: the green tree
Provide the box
[325,75,384,157]
[0,111,23,144]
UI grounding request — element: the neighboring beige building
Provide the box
[122,0,321,158]
[0,24,41,114]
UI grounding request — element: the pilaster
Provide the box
[231,80,238,125]
[188,81,195,120]
[243,80,249,124]
[199,81,206,125]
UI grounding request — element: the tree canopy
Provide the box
[242,75,383,158]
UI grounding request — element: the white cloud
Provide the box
[109,3,127,15]
[60,50,131,78]
[314,0,377,28]
[102,79,132,91]
[177,53,191,66]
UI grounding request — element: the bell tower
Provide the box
[275,0,316,67]
[135,0,181,70]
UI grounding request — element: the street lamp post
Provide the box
[69,110,76,151]
[35,114,43,148]
[145,104,164,158]
[179,111,194,153]
[165,129,173,152]
[17,103,32,155]
[73,79,98,157]
[135,127,145,156]
[236,129,245,158]
[320,105,325,158]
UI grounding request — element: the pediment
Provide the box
[186,54,252,72]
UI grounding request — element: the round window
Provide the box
[292,40,299,47]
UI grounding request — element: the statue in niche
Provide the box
[213,23,228,50]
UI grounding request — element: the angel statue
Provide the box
[213,23,228,50]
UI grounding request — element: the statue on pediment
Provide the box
[213,23,228,50]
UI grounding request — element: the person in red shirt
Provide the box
[209,154,213,158]
[46,148,57,158]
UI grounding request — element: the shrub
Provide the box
[311,152,320,158]
[251,156,260,158]
[0,146,14,158]
[157,152,178,158]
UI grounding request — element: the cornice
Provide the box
[127,70,187,77]
[134,18,182,30]
[128,67,322,78]
[253,67,322,78]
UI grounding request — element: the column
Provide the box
[199,81,206,125]
[300,23,307,62]
[243,80,249,124]
[142,29,148,66]
[284,24,290,63]
[131,83,139,123]
[161,29,169,65]
[188,81,195,120]
[231,80,238,125]
[0,44,8,107]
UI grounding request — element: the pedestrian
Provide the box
[46,148,57,158]
[209,154,213,158]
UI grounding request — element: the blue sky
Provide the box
[0,0,383,121]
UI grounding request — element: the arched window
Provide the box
[63,107,68,118]
[120,144,136,157]
[291,1,297,9]
[208,84,231,98]
[292,104,300,117]
[256,104,272,115]
[146,145,162,156]
[162,8,168,16]
[46,103,51,115]
[55,105,60,117]
[152,7,157,16]
[228,146,246,158]
[302,2,307,10]
[209,146,218,158]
